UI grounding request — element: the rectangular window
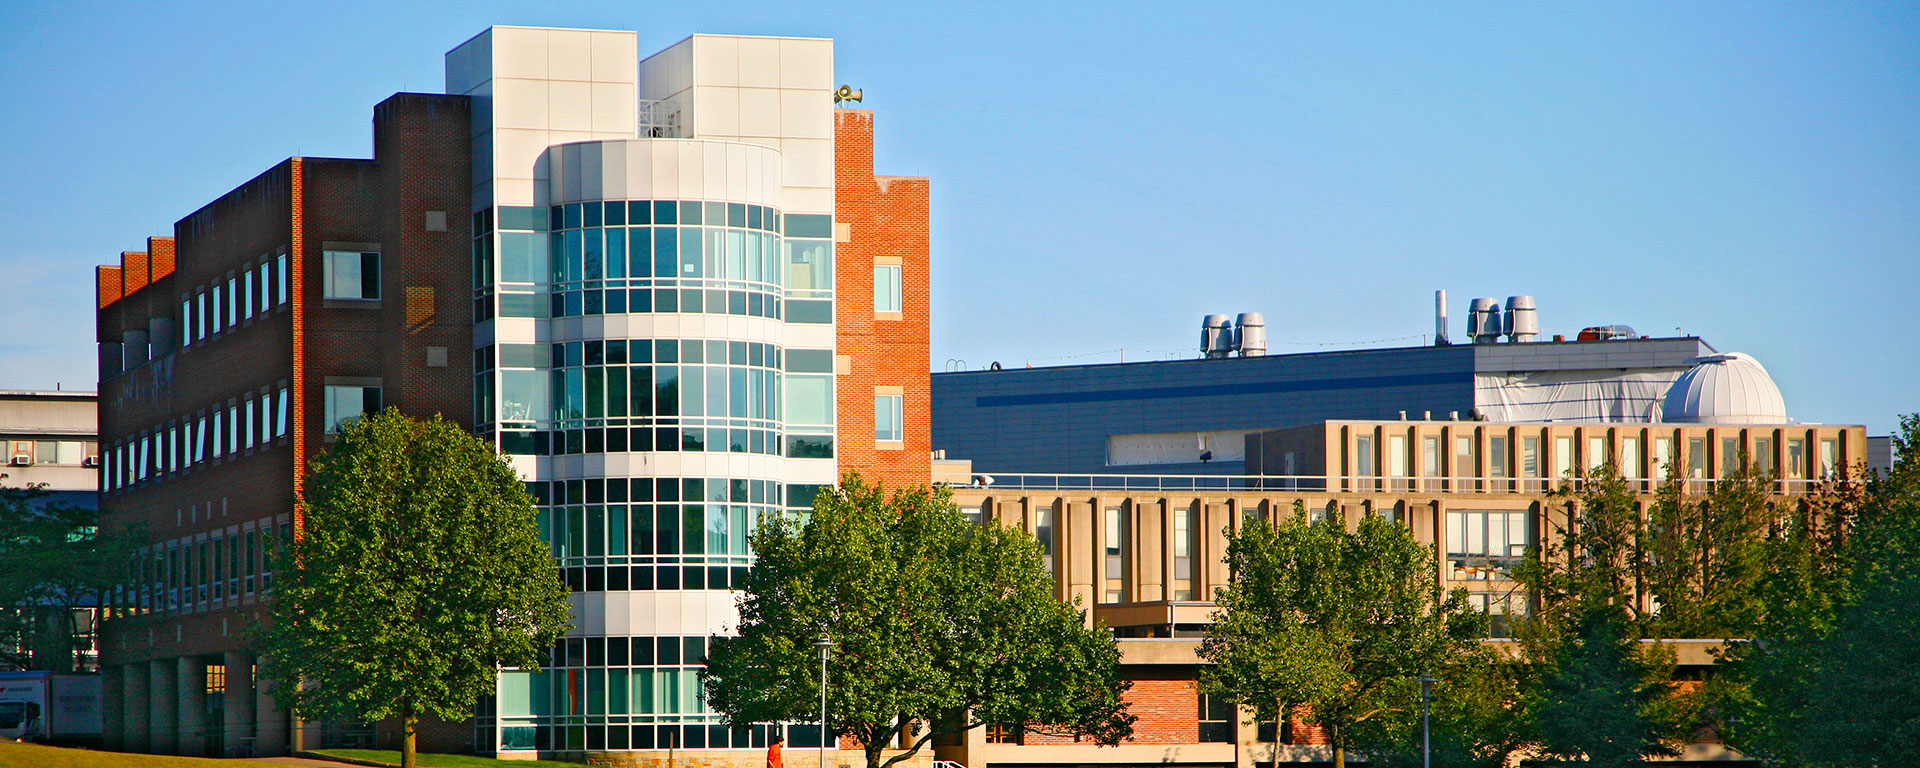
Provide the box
[1688,437,1707,478]
[1522,435,1541,476]
[1787,438,1806,479]
[1446,509,1530,579]
[1655,437,1674,477]
[197,291,209,340]
[785,240,832,291]
[212,413,224,458]
[1422,436,1441,475]
[1489,435,1510,478]
[1199,694,1235,743]
[1754,436,1775,475]
[324,385,383,433]
[277,254,289,306]
[1387,434,1408,477]
[276,387,289,438]
[873,264,901,313]
[1355,434,1375,478]
[1173,505,1196,601]
[323,250,381,300]
[1035,503,1056,578]
[243,268,254,318]
[1721,435,1742,476]
[1587,434,1610,470]
[1554,436,1574,478]
[210,284,223,332]
[783,375,833,427]
[181,299,193,347]
[1820,439,1838,478]
[226,277,238,328]
[1621,435,1642,478]
[1102,505,1128,603]
[874,393,903,442]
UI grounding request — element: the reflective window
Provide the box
[323,250,380,300]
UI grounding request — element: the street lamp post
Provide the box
[815,637,836,768]
[1416,673,1437,768]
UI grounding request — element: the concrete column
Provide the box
[177,656,207,756]
[148,658,179,755]
[1067,501,1095,625]
[224,652,256,757]
[102,665,124,751]
[1135,500,1164,602]
[254,671,289,756]
[122,663,150,753]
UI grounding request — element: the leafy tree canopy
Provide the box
[1721,414,1920,766]
[704,474,1133,768]
[1198,506,1486,768]
[0,483,139,672]
[254,409,570,768]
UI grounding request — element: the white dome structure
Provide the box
[1661,353,1788,424]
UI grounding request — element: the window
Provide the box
[1555,436,1575,478]
[276,254,289,306]
[874,393,903,442]
[1447,509,1529,580]
[1787,438,1806,479]
[1422,436,1441,475]
[1588,434,1610,470]
[1035,503,1056,578]
[275,387,289,438]
[1721,435,1742,476]
[1655,437,1674,477]
[243,268,254,318]
[1103,505,1128,603]
[873,264,901,313]
[1199,694,1235,742]
[1754,436,1775,475]
[323,250,381,300]
[1489,435,1510,478]
[1522,435,1541,476]
[783,375,833,427]
[324,385,383,433]
[1387,434,1408,477]
[181,299,193,347]
[210,284,223,332]
[1355,434,1375,478]
[1621,436,1642,479]
[212,412,224,458]
[1820,439,1838,478]
[1173,504,1197,600]
[226,277,238,328]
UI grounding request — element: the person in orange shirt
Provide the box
[768,733,785,768]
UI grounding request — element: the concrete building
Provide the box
[1,390,99,509]
[939,407,1865,768]
[94,26,929,761]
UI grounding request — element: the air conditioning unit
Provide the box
[9,454,32,467]
[82,456,101,468]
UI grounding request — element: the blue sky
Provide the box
[1,1,1914,434]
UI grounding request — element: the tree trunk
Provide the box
[1333,744,1344,768]
[401,710,418,768]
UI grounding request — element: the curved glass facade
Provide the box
[472,128,836,756]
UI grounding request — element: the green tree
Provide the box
[1721,414,1920,766]
[1350,644,1530,768]
[253,409,570,768]
[1516,464,1685,764]
[703,474,1133,768]
[1197,505,1486,768]
[1643,462,1774,638]
[1525,604,1679,767]
[0,483,139,672]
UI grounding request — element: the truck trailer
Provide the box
[0,670,103,745]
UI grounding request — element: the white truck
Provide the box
[0,670,102,744]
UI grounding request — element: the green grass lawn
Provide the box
[0,740,283,768]
[315,748,584,767]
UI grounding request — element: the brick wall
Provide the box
[833,109,931,491]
